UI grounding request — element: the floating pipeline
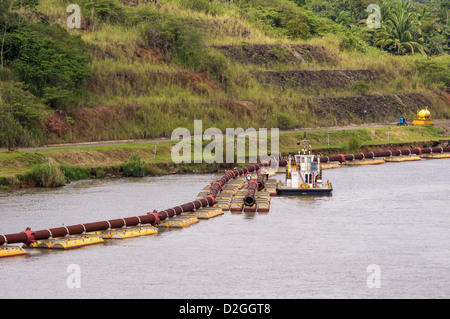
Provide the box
[0,192,215,247]
[208,160,276,200]
[316,146,450,163]
[0,159,288,247]
[209,161,269,198]
[2,145,444,247]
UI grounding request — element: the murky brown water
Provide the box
[0,159,449,299]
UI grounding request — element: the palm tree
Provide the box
[336,10,351,27]
[374,0,426,55]
[377,0,393,24]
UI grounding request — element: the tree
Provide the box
[336,10,352,27]
[377,0,394,24]
[0,0,38,69]
[8,22,91,109]
[374,0,426,55]
[0,81,45,147]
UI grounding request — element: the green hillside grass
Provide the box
[0,0,449,149]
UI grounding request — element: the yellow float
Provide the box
[343,158,385,165]
[413,106,433,125]
[157,216,199,228]
[30,234,104,249]
[421,153,450,159]
[0,245,27,258]
[184,208,224,219]
[229,202,244,212]
[87,226,157,239]
[384,155,421,162]
[320,163,340,169]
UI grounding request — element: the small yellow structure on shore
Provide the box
[413,106,433,125]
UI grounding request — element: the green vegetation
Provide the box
[349,81,371,95]
[0,81,45,147]
[416,56,450,89]
[60,164,92,180]
[277,112,297,130]
[341,136,362,153]
[0,0,448,151]
[24,161,66,187]
[1,1,91,108]
[374,1,424,54]
[305,0,450,56]
[121,154,147,177]
[237,0,332,40]
[138,14,230,83]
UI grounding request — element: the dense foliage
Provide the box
[0,0,90,146]
[8,22,90,107]
[301,0,450,55]
[0,81,45,147]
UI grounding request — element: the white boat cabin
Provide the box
[285,146,322,189]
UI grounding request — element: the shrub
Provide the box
[25,162,66,188]
[339,32,366,52]
[8,22,91,109]
[0,81,46,147]
[82,0,125,23]
[121,154,148,177]
[140,17,230,84]
[349,81,370,95]
[341,136,361,153]
[141,18,201,61]
[277,112,296,130]
[182,0,211,13]
[61,165,92,180]
[238,0,324,40]
[415,57,450,90]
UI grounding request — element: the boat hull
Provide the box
[276,187,332,196]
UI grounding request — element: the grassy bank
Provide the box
[1,125,448,190]
[0,139,234,190]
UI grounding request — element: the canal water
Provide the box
[0,159,449,299]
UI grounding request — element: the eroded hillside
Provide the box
[1,0,449,147]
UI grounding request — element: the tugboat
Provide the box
[276,140,333,196]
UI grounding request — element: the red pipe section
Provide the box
[316,146,450,163]
[244,169,268,207]
[0,159,287,246]
[244,180,259,207]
